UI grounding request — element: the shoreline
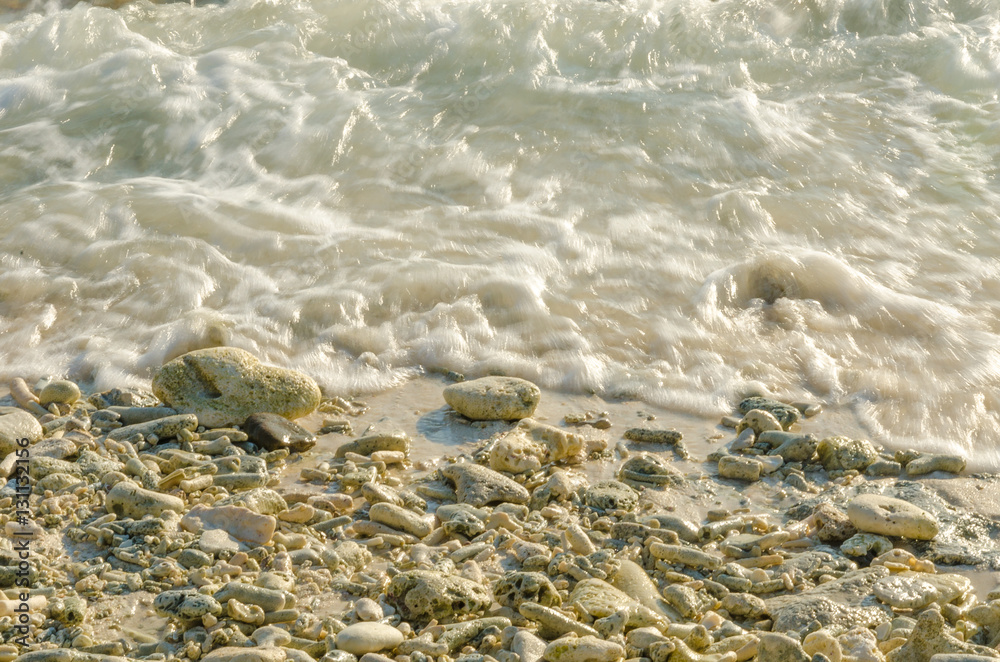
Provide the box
[3,353,1000,662]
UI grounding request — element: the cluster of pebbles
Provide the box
[4,349,1000,662]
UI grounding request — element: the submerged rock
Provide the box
[152,347,321,428]
[443,376,541,420]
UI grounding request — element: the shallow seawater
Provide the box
[1,0,1000,462]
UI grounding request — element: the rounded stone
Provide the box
[543,635,625,662]
[847,494,939,540]
[443,376,541,420]
[38,380,81,406]
[354,598,384,622]
[336,623,404,656]
[152,347,321,428]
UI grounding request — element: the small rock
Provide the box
[513,631,549,662]
[386,570,493,623]
[105,480,185,519]
[817,436,878,472]
[887,609,996,662]
[813,503,858,544]
[107,413,199,442]
[441,461,530,506]
[867,460,903,477]
[182,503,277,546]
[584,480,639,512]
[369,502,433,538]
[0,410,43,457]
[736,409,783,436]
[154,590,223,620]
[336,431,410,458]
[244,413,317,453]
[494,572,561,608]
[905,454,966,476]
[738,397,801,429]
[718,456,762,481]
[543,635,625,662]
[762,432,818,462]
[152,347,321,428]
[38,380,81,406]
[847,494,939,540]
[758,633,811,662]
[443,376,541,420]
[355,598,384,622]
[336,623,404,656]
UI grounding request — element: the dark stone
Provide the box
[243,412,317,452]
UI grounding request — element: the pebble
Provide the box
[443,376,541,420]
[107,413,199,442]
[38,380,81,406]
[847,494,939,540]
[543,635,625,662]
[718,455,762,481]
[182,503,277,545]
[336,431,411,457]
[441,461,531,506]
[105,480,185,518]
[244,412,318,452]
[584,480,639,511]
[335,623,404,655]
[905,453,966,476]
[355,597,384,621]
[369,502,433,538]
[0,409,43,456]
[152,347,321,427]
